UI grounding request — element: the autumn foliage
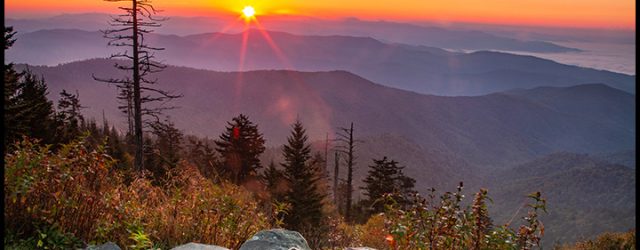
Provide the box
[4,136,271,249]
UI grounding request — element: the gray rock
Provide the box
[239,229,311,250]
[85,242,121,250]
[171,243,230,250]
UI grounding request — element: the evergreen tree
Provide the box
[262,160,286,201]
[146,119,184,183]
[4,68,57,146]
[281,120,326,232]
[55,89,84,143]
[215,114,265,184]
[4,26,23,146]
[4,27,56,146]
[361,156,417,215]
[185,136,219,180]
[149,119,183,167]
[20,73,56,142]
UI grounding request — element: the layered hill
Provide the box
[15,59,635,247]
[7,29,635,96]
[17,59,634,169]
[5,13,579,53]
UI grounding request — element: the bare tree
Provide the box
[94,0,181,172]
[334,122,361,222]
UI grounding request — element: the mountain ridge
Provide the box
[6,13,580,53]
[13,59,635,248]
[15,58,634,168]
[7,29,634,96]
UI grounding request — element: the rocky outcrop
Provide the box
[170,242,230,250]
[84,242,121,250]
[88,229,380,250]
[238,229,311,250]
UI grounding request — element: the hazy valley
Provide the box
[5,10,635,249]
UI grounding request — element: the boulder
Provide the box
[239,229,311,250]
[170,243,230,250]
[84,242,121,250]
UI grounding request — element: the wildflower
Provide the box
[385,234,396,249]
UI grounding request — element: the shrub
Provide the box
[358,213,389,249]
[4,136,119,245]
[4,137,272,249]
[555,230,635,250]
[381,182,546,250]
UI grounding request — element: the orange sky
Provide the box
[4,0,636,29]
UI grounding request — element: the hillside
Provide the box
[7,29,635,96]
[14,59,636,247]
[17,59,635,168]
[16,59,634,170]
[487,152,636,248]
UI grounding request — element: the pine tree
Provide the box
[147,118,183,183]
[4,26,23,146]
[215,114,266,184]
[55,89,84,144]
[281,120,326,232]
[185,136,219,180]
[361,156,417,215]
[3,63,57,146]
[4,27,55,146]
[262,160,285,201]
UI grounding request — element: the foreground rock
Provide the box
[239,229,311,250]
[171,243,230,250]
[84,242,121,250]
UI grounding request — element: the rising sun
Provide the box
[242,6,256,19]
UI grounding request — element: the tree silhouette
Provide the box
[215,114,266,184]
[281,120,326,231]
[335,122,360,222]
[94,0,181,173]
[3,28,57,147]
[147,118,183,184]
[361,156,416,215]
[55,90,85,144]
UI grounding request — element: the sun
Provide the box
[242,6,256,19]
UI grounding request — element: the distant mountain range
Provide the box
[16,59,634,168]
[5,13,581,53]
[7,29,634,96]
[15,59,635,247]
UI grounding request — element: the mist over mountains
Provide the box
[6,28,634,96]
[6,13,581,52]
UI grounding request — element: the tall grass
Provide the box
[5,137,552,249]
[4,137,271,249]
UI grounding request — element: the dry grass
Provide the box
[4,137,271,249]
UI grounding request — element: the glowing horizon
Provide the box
[4,0,636,29]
